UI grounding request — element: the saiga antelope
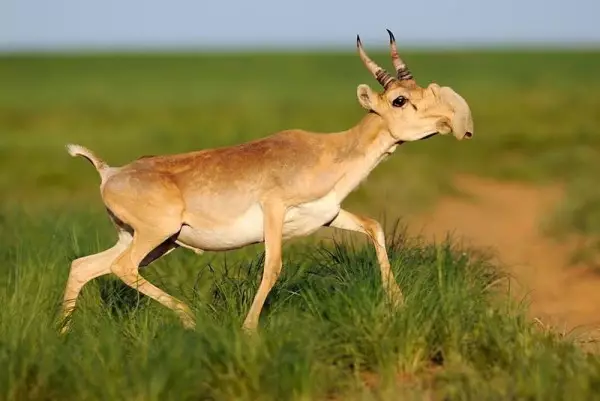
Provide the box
[61,30,474,333]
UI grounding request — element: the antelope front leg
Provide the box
[242,202,285,332]
[328,209,404,305]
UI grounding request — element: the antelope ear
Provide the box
[357,84,378,111]
[428,82,441,97]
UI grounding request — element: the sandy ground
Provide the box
[407,174,600,344]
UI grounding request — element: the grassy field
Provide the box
[1,49,600,400]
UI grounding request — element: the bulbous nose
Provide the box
[465,131,473,139]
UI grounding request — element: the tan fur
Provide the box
[60,32,474,334]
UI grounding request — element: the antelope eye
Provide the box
[392,96,407,107]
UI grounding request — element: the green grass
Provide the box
[1,50,600,229]
[1,49,600,399]
[1,212,599,401]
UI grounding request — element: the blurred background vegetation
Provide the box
[1,51,600,239]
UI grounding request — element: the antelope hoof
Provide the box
[387,285,405,308]
[176,306,196,329]
[242,316,260,334]
[59,322,71,336]
[180,314,196,329]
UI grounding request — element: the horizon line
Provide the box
[2,39,599,55]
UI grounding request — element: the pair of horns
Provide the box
[357,29,414,89]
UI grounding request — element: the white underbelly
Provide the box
[177,192,340,251]
[282,192,341,238]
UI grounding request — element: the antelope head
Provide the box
[356,30,474,142]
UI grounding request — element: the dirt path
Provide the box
[407,174,600,342]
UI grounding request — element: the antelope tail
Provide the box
[66,143,111,179]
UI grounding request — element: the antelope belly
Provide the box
[177,204,264,251]
[177,192,340,251]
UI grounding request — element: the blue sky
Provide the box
[2,0,599,51]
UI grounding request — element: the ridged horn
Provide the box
[386,29,414,81]
[356,34,396,89]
